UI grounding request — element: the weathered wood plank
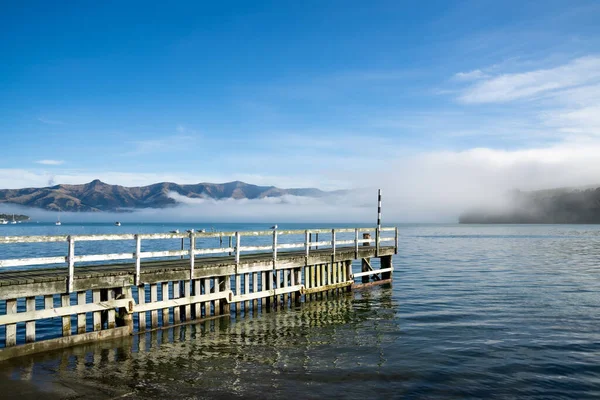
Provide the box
[107,289,115,329]
[194,279,201,318]
[202,278,210,317]
[173,281,180,324]
[61,294,71,336]
[161,282,169,326]
[150,284,158,328]
[184,280,191,320]
[252,272,258,311]
[26,296,36,343]
[0,299,132,325]
[5,299,17,347]
[138,284,146,331]
[77,291,86,334]
[244,273,250,313]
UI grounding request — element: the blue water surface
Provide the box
[1,223,600,399]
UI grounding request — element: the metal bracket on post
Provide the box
[67,235,75,293]
[135,234,141,286]
[272,229,278,269]
[189,231,195,278]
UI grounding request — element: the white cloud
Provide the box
[458,56,600,104]
[453,69,488,81]
[35,159,64,165]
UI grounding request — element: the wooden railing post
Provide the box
[67,235,75,293]
[135,234,141,286]
[272,229,278,267]
[235,232,240,267]
[304,230,310,260]
[331,229,336,262]
[354,228,359,259]
[189,231,195,277]
[395,227,399,254]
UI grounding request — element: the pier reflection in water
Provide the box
[1,287,398,399]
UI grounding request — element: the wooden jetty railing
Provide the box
[0,226,397,361]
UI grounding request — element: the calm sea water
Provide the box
[2,223,600,399]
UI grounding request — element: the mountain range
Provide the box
[0,180,333,212]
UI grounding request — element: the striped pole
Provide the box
[376,189,381,256]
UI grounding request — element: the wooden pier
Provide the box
[0,227,397,361]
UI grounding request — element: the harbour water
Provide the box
[2,223,600,399]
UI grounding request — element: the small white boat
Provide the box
[55,212,61,226]
[115,221,121,226]
[10,214,17,224]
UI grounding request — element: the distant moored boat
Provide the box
[115,221,121,226]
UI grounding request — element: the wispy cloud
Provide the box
[126,134,195,156]
[37,117,65,125]
[453,69,488,81]
[36,159,64,165]
[458,56,600,104]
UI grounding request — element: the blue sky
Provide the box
[1,1,600,217]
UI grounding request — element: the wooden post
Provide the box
[272,230,278,269]
[354,228,359,259]
[194,279,202,318]
[92,290,102,331]
[189,232,195,276]
[331,229,336,262]
[5,299,16,347]
[235,232,241,267]
[173,281,181,324]
[184,280,191,321]
[362,233,371,284]
[214,277,221,316]
[381,255,393,281]
[261,271,267,309]
[376,189,382,257]
[305,230,310,259]
[235,274,241,315]
[222,275,231,314]
[150,284,158,328]
[162,282,170,326]
[67,235,75,293]
[77,291,86,334]
[395,227,399,254]
[107,289,115,329]
[229,235,233,256]
[62,294,71,336]
[26,296,36,342]
[252,272,258,311]
[138,284,146,331]
[203,278,210,317]
[244,273,250,313]
[135,235,141,286]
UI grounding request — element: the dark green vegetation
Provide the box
[460,187,600,223]
[0,214,29,222]
[0,179,336,212]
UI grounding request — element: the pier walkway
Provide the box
[0,227,397,361]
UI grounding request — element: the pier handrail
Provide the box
[0,226,398,292]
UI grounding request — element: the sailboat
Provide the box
[10,214,17,224]
[55,211,61,226]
